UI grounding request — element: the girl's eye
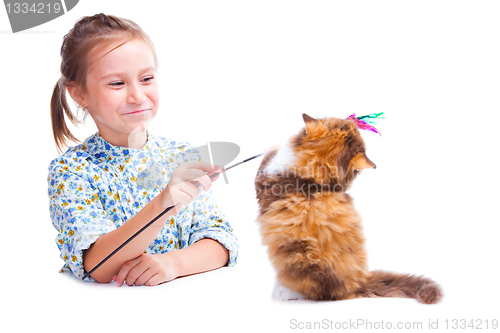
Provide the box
[109,81,124,87]
[142,76,154,83]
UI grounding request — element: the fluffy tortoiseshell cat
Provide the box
[254,114,442,304]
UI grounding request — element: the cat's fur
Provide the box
[254,114,442,304]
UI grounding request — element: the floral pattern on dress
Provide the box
[47,132,238,281]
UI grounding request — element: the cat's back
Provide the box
[255,152,367,285]
[255,148,362,239]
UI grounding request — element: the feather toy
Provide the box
[346,112,384,135]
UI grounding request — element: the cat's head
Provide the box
[290,114,376,191]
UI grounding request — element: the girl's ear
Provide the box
[66,82,86,108]
[350,152,377,171]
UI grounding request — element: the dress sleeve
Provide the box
[188,188,239,266]
[48,161,116,280]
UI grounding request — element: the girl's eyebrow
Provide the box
[100,67,156,81]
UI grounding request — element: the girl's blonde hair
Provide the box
[50,13,158,153]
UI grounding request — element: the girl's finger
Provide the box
[124,259,150,286]
[169,169,206,186]
[170,180,203,205]
[145,273,166,286]
[144,274,159,286]
[134,267,154,286]
[193,174,212,192]
[207,167,225,182]
[181,162,222,173]
[115,257,141,287]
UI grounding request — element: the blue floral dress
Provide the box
[47,132,239,281]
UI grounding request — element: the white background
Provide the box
[1,1,499,332]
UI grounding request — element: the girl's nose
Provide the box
[127,83,146,105]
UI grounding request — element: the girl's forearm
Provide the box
[167,238,229,278]
[83,193,175,283]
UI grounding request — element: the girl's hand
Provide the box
[160,162,224,214]
[112,253,178,287]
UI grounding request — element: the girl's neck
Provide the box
[127,130,148,149]
[99,130,148,149]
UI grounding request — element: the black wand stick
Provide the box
[82,153,262,281]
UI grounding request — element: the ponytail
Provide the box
[50,77,81,153]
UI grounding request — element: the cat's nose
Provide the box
[364,155,376,169]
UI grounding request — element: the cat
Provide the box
[254,114,442,304]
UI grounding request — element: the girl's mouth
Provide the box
[124,109,149,115]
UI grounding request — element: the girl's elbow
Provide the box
[86,270,113,284]
[83,248,114,283]
[83,261,113,284]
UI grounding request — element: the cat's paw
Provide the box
[272,282,305,301]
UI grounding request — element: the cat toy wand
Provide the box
[82,153,263,281]
[82,112,383,280]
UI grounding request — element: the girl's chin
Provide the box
[123,116,156,131]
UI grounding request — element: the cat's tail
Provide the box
[358,270,443,304]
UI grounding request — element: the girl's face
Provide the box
[81,38,159,147]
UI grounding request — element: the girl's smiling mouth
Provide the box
[124,109,150,115]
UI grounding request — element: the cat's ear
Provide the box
[302,114,318,135]
[350,152,376,170]
[302,113,316,124]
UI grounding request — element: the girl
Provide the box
[48,13,238,287]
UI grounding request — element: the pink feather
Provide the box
[347,113,382,136]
